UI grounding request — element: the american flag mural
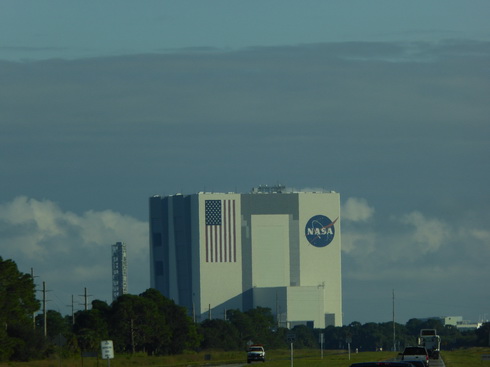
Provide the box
[205,199,236,263]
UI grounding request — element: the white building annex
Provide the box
[149,185,342,328]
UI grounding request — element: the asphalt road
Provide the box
[212,360,446,367]
[217,354,447,367]
[396,357,446,367]
[430,357,446,367]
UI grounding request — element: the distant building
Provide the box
[112,242,128,301]
[422,316,482,330]
[455,321,482,330]
[444,316,483,330]
[149,186,342,328]
[442,316,463,326]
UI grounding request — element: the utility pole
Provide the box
[276,291,281,329]
[192,300,196,323]
[130,318,135,354]
[80,287,92,311]
[67,295,75,325]
[42,281,49,337]
[84,287,88,310]
[30,268,38,330]
[392,289,396,352]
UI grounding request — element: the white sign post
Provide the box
[101,340,114,367]
[319,333,324,359]
[287,333,295,367]
[346,337,352,361]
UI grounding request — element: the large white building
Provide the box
[149,186,342,328]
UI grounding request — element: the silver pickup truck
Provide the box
[401,346,429,367]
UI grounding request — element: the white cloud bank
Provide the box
[1,195,488,323]
[340,196,490,322]
[0,196,149,312]
[399,211,450,254]
[342,197,375,222]
[340,197,489,261]
[342,199,490,261]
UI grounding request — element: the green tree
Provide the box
[0,257,41,361]
[227,309,255,346]
[420,318,444,332]
[475,322,490,346]
[323,324,346,349]
[110,294,166,354]
[35,310,71,340]
[140,288,201,354]
[353,322,381,351]
[7,322,47,361]
[199,319,241,350]
[267,326,289,349]
[245,307,275,343]
[224,307,290,349]
[73,301,110,353]
[438,324,460,349]
[405,318,424,336]
[290,325,317,348]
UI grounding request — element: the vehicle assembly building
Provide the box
[149,185,342,328]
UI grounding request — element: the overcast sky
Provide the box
[1,1,489,325]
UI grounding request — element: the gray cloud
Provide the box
[2,193,487,323]
[1,40,489,323]
[342,206,490,322]
[0,197,148,311]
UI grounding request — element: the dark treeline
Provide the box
[1,257,489,362]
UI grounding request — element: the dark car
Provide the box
[405,361,426,367]
[349,363,418,367]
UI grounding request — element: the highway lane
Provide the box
[430,357,446,367]
[211,354,447,367]
[396,357,446,367]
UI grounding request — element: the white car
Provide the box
[247,345,265,363]
[401,346,429,367]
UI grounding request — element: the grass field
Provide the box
[1,347,489,367]
[441,347,490,367]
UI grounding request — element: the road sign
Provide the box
[482,354,490,361]
[101,340,114,359]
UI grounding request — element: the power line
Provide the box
[79,287,92,311]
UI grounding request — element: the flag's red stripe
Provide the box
[232,200,236,262]
[228,199,232,262]
[219,209,223,262]
[224,200,228,262]
[205,225,209,263]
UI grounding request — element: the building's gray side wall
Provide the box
[171,195,193,312]
[240,193,299,311]
[149,196,168,295]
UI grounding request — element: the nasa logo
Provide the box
[305,215,338,247]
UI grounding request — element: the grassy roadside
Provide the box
[1,348,488,367]
[440,347,490,367]
[0,350,393,367]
